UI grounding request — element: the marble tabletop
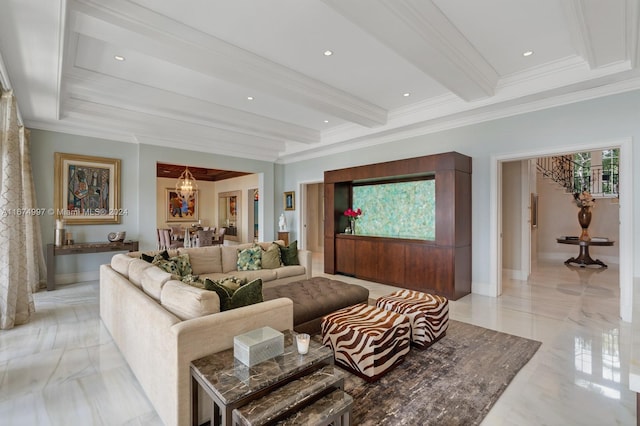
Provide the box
[190,330,333,405]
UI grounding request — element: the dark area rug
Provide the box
[315,320,541,425]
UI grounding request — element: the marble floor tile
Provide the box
[0,257,635,425]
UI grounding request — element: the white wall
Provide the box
[31,132,274,282]
[30,130,140,281]
[278,89,640,293]
[537,172,619,264]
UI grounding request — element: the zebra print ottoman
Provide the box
[321,303,410,382]
[376,290,449,349]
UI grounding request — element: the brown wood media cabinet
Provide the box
[324,152,471,301]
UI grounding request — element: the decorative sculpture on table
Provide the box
[573,191,595,241]
[278,213,287,232]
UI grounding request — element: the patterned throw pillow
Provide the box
[261,243,282,269]
[152,258,180,278]
[170,253,192,277]
[277,240,299,266]
[237,245,262,271]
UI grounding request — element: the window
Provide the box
[601,149,619,195]
[573,149,618,196]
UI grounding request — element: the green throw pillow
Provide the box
[261,243,282,269]
[237,245,262,271]
[204,277,262,311]
[278,240,299,266]
[229,278,263,310]
[204,278,235,311]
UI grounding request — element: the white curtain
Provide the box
[0,89,46,329]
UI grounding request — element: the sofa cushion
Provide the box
[160,280,220,320]
[129,259,154,288]
[199,272,234,282]
[232,269,278,283]
[111,253,136,277]
[141,266,173,301]
[203,278,263,311]
[261,243,282,269]
[179,247,223,274]
[278,240,300,266]
[275,265,306,280]
[237,245,262,271]
[221,246,240,273]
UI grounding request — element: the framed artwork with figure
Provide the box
[54,152,121,224]
[284,191,295,211]
[166,189,199,222]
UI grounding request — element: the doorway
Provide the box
[492,138,633,321]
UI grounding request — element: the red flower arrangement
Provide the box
[344,208,362,219]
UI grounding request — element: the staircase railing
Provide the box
[536,156,618,196]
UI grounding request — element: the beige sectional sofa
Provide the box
[99,241,310,426]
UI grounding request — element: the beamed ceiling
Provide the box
[1,0,639,163]
[156,163,251,182]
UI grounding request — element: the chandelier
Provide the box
[175,166,197,198]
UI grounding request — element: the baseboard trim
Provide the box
[55,271,99,285]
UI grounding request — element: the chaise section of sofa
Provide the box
[100,249,295,426]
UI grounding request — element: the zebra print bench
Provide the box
[376,290,449,349]
[321,303,411,382]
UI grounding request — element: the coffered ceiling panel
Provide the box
[1,0,639,163]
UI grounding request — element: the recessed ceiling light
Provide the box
[247,96,254,101]
[324,120,329,123]
[323,50,333,56]
[403,92,411,97]
[114,55,125,61]
[523,50,534,57]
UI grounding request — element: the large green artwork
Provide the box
[352,179,435,240]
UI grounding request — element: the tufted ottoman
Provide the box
[376,289,449,349]
[263,277,369,334]
[321,303,411,381]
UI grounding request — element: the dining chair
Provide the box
[195,230,214,247]
[161,228,183,250]
[215,227,226,245]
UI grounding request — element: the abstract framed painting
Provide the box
[54,152,122,224]
[166,188,199,222]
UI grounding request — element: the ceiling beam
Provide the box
[562,0,629,69]
[67,0,387,127]
[64,70,320,144]
[62,97,286,157]
[323,0,499,101]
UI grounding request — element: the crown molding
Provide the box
[68,0,387,127]
[278,72,640,164]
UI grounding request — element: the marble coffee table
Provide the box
[190,330,344,426]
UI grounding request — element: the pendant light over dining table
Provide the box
[175,166,197,198]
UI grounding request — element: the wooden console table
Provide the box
[46,240,139,291]
[556,237,614,268]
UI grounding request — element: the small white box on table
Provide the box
[233,326,284,367]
